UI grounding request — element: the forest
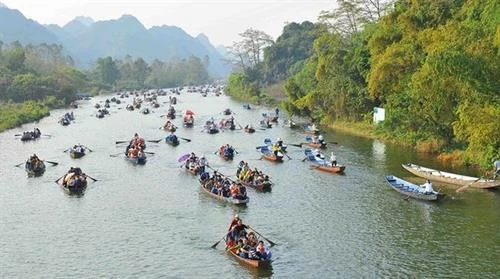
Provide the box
[0,41,210,131]
[225,0,500,168]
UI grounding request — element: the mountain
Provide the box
[0,4,59,45]
[0,7,230,76]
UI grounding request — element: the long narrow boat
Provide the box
[239,179,272,192]
[259,147,283,163]
[402,163,500,189]
[226,248,271,268]
[385,175,440,201]
[199,181,249,205]
[25,161,46,176]
[303,136,327,149]
[310,164,345,174]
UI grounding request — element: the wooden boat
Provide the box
[183,118,194,128]
[239,179,272,192]
[206,127,219,134]
[126,154,147,165]
[165,135,180,146]
[163,125,177,132]
[244,127,255,133]
[402,163,500,189]
[218,147,234,160]
[167,112,176,119]
[20,130,41,141]
[70,149,85,159]
[199,181,249,205]
[310,164,345,174]
[25,161,46,176]
[57,174,88,195]
[126,105,134,111]
[59,118,70,126]
[303,136,326,149]
[223,109,232,115]
[226,248,271,268]
[385,175,440,201]
[185,166,200,175]
[259,147,283,163]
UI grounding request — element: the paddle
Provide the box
[14,162,24,168]
[144,151,155,155]
[83,145,93,152]
[283,151,292,160]
[109,153,123,157]
[255,146,266,150]
[44,160,59,166]
[54,175,64,183]
[288,143,303,148]
[179,137,191,142]
[456,179,479,193]
[147,139,162,143]
[211,235,226,249]
[302,157,308,162]
[85,174,98,182]
[248,225,276,247]
[115,140,129,144]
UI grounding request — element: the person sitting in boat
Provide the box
[330,152,337,166]
[318,134,325,144]
[315,149,325,160]
[254,241,268,260]
[421,180,434,194]
[312,135,319,144]
[228,219,249,240]
[246,231,258,247]
[33,128,41,137]
[166,132,178,142]
[128,146,139,158]
[164,120,173,130]
[271,144,280,157]
[198,156,208,173]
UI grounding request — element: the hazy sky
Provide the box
[1,0,336,46]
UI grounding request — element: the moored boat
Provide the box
[402,163,500,189]
[385,175,440,201]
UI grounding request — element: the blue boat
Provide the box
[165,134,180,146]
[385,175,440,201]
[263,138,287,152]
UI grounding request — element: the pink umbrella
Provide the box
[177,153,190,162]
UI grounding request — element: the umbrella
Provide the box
[185,109,194,115]
[177,153,191,162]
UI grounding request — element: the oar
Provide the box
[255,146,266,150]
[456,179,479,193]
[42,134,52,137]
[85,175,98,182]
[115,140,128,144]
[179,137,191,142]
[211,235,226,249]
[44,160,59,166]
[109,153,123,157]
[83,146,93,152]
[144,151,155,155]
[14,162,24,168]
[147,139,162,143]
[302,157,309,162]
[283,151,292,160]
[328,141,338,145]
[288,143,302,148]
[54,175,64,183]
[247,225,276,247]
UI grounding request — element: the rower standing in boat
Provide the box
[330,152,337,166]
[493,159,500,179]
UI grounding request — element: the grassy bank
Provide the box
[0,97,63,132]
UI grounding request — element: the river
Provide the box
[0,91,499,278]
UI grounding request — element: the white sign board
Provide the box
[373,107,385,124]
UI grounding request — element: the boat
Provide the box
[199,180,249,205]
[263,138,287,152]
[259,146,283,162]
[126,154,147,165]
[226,248,271,268]
[126,105,134,111]
[402,163,500,189]
[223,108,232,115]
[304,149,345,174]
[70,149,85,159]
[167,112,176,119]
[25,160,46,176]
[385,175,440,201]
[244,127,255,133]
[304,124,320,135]
[141,108,150,115]
[259,120,272,128]
[96,110,105,118]
[218,146,235,160]
[20,130,41,141]
[56,170,88,195]
[239,179,272,192]
[243,104,251,110]
[183,117,194,128]
[303,136,327,149]
[310,164,345,174]
[163,125,177,132]
[59,117,70,126]
[165,135,180,146]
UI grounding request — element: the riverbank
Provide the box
[324,120,483,171]
[0,97,66,132]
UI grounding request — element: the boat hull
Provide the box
[402,163,500,189]
[311,164,345,174]
[227,249,271,268]
[199,182,249,205]
[385,175,440,201]
[70,150,85,159]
